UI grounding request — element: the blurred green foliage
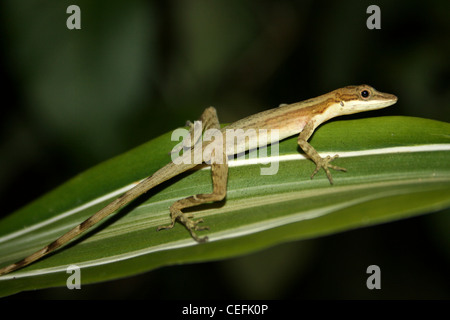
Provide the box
[0,0,449,299]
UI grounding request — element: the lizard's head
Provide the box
[336,85,397,115]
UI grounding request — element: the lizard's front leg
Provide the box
[157,107,228,242]
[297,121,346,184]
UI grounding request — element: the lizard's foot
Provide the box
[157,210,209,243]
[310,154,347,184]
[179,212,209,242]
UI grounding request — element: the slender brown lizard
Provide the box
[0,85,397,276]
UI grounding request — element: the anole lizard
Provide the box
[0,84,397,276]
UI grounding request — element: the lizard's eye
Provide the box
[360,90,370,99]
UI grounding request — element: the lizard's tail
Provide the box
[0,162,195,276]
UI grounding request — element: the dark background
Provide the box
[1,0,449,299]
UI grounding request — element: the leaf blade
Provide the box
[1,116,449,296]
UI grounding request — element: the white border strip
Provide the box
[228,144,450,167]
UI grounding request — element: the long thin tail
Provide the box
[0,162,195,276]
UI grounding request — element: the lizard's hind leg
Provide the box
[157,161,227,242]
[157,107,228,242]
[171,106,221,154]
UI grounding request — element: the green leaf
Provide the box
[0,116,449,297]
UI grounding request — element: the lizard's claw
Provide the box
[157,211,209,243]
[310,154,347,184]
[180,214,209,242]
